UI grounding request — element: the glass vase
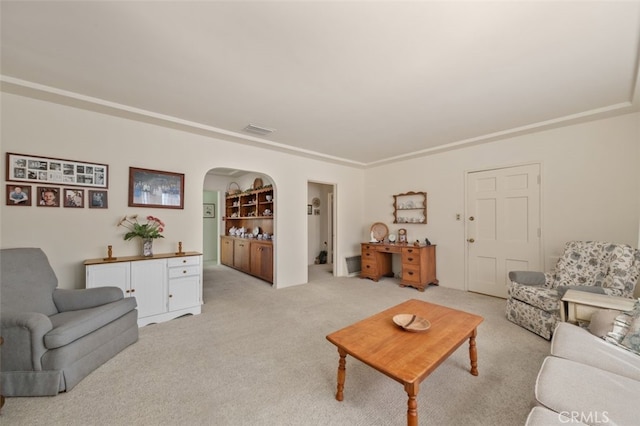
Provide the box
[142,238,153,257]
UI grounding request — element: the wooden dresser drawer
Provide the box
[401,250,421,265]
[361,259,379,277]
[401,264,422,284]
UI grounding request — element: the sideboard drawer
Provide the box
[168,256,200,268]
[168,265,200,278]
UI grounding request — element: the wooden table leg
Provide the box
[404,382,419,426]
[469,328,479,376]
[335,348,347,401]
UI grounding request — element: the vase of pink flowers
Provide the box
[118,214,165,257]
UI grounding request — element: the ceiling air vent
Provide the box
[243,123,276,136]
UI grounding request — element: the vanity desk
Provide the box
[360,242,438,291]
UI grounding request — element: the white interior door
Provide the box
[466,164,541,298]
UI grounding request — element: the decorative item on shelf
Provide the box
[253,177,263,189]
[425,238,432,246]
[370,222,389,242]
[176,241,184,256]
[398,228,407,243]
[117,214,165,257]
[413,240,421,247]
[226,182,241,196]
[103,245,117,261]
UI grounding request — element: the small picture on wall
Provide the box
[203,203,215,218]
[88,190,108,209]
[37,186,60,207]
[307,204,312,215]
[63,188,84,208]
[6,184,32,206]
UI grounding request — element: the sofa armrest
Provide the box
[508,271,546,286]
[53,287,124,312]
[1,312,52,371]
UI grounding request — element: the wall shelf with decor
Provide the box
[393,191,427,224]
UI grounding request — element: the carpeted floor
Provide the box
[1,264,550,425]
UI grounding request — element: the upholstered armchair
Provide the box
[1,248,139,396]
[506,241,640,340]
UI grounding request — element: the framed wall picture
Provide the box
[6,152,108,188]
[128,167,184,209]
[63,188,84,208]
[307,204,312,215]
[203,203,215,218]
[37,186,61,207]
[6,184,32,206]
[88,190,108,209]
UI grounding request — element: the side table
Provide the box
[561,290,636,324]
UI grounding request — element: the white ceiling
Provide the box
[2,1,639,167]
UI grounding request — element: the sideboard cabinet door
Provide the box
[86,261,131,296]
[130,258,168,319]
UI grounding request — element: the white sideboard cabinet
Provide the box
[85,251,202,327]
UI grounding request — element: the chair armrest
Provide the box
[556,285,606,298]
[1,312,52,371]
[508,271,546,286]
[53,287,124,312]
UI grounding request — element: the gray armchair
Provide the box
[506,241,640,340]
[1,248,138,396]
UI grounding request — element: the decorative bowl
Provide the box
[392,314,431,333]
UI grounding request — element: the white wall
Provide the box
[3,92,638,294]
[364,112,640,291]
[0,93,365,289]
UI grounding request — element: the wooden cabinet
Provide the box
[85,252,202,326]
[220,236,273,284]
[393,191,427,224]
[360,243,438,291]
[233,239,251,271]
[250,241,273,282]
[220,236,234,266]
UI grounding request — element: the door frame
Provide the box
[463,161,544,292]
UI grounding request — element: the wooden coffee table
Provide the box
[326,299,483,426]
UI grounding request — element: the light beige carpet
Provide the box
[1,264,549,425]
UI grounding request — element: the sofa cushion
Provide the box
[535,356,640,426]
[0,248,59,316]
[45,297,137,349]
[551,322,640,381]
[602,244,638,296]
[552,241,614,290]
[508,282,560,312]
[620,310,640,355]
[587,309,621,338]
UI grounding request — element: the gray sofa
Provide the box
[0,248,138,396]
[526,321,640,425]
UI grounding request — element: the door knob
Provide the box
[467,238,475,243]
[469,216,475,221]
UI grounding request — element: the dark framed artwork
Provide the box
[88,190,108,209]
[307,204,312,215]
[37,186,61,207]
[6,184,32,206]
[63,188,84,208]
[6,152,108,188]
[128,167,184,209]
[203,203,215,218]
